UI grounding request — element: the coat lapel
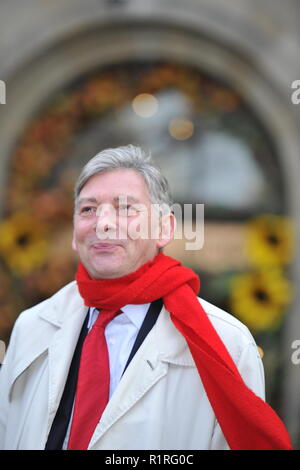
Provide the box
[46,306,88,433]
[40,283,88,434]
[6,288,66,399]
[7,281,88,439]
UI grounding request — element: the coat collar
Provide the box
[7,282,87,401]
[8,280,194,391]
[38,281,84,327]
[38,280,194,367]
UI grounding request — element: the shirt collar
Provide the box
[88,303,151,330]
[120,303,151,329]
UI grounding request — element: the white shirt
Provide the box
[63,303,150,449]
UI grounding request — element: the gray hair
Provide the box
[74,145,173,210]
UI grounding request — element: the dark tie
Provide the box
[67,309,122,450]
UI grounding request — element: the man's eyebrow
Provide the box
[76,197,98,207]
[114,195,140,203]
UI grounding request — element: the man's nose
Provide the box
[94,204,117,237]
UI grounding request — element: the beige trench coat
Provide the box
[0,281,265,450]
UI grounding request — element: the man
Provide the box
[0,145,292,450]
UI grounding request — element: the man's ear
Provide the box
[157,212,176,249]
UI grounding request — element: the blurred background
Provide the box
[0,0,300,448]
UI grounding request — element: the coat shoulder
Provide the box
[198,297,259,361]
[13,281,79,330]
[199,297,254,341]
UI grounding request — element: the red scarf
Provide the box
[75,252,292,450]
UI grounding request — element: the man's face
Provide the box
[72,168,174,279]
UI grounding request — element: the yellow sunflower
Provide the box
[0,212,49,275]
[229,269,292,332]
[246,215,294,268]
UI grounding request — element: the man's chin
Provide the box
[87,259,126,280]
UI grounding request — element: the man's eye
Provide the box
[80,206,96,215]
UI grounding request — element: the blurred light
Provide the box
[132,93,158,118]
[168,118,194,140]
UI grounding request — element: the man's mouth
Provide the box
[90,242,120,251]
